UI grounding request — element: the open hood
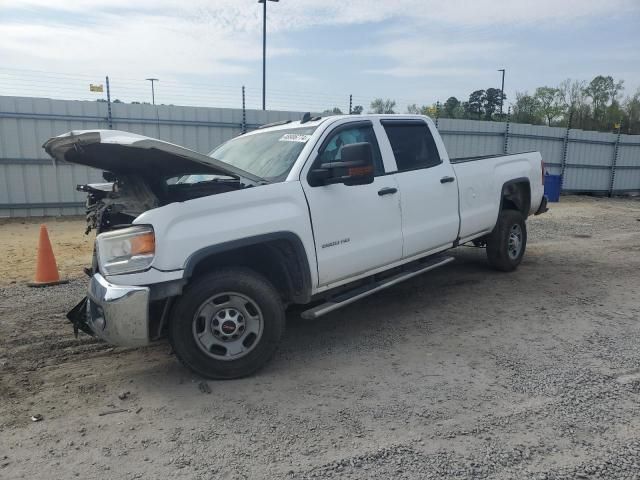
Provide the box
[43,130,265,185]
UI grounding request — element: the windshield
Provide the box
[208,126,317,181]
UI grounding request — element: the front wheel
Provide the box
[169,267,285,379]
[486,209,527,272]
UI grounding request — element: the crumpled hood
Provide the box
[43,129,264,184]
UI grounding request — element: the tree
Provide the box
[451,104,466,119]
[558,79,589,127]
[406,104,430,115]
[622,90,640,134]
[369,98,396,114]
[443,97,460,118]
[484,88,506,120]
[605,100,625,131]
[467,90,485,119]
[461,101,472,118]
[351,105,363,115]
[534,87,564,125]
[323,107,343,115]
[512,91,542,125]
[584,75,624,122]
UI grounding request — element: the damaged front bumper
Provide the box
[67,273,151,347]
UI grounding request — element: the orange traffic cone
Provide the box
[28,224,69,287]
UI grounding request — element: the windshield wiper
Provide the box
[208,156,270,185]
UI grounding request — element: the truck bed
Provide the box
[451,150,544,240]
[450,151,537,164]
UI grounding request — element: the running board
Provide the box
[301,256,455,320]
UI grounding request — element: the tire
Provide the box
[486,209,527,272]
[169,267,285,379]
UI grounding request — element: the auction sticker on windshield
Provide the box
[279,133,311,143]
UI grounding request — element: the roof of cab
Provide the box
[252,113,432,134]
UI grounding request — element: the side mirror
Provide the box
[308,142,375,186]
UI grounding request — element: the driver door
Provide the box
[301,120,403,287]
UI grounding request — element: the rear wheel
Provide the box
[169,267,285,379]
[486,209,527,272]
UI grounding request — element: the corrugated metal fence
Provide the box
[436,118,640,194]
[1,96,639,217]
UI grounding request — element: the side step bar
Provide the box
[301,256,455,320]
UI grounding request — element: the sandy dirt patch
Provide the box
[0,217,92,285]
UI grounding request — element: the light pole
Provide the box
[497,69,505,116]
[146,78,159,105]
[258,0,279,111]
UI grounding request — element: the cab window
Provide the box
[381,120,441,172]
[317,123,384,176]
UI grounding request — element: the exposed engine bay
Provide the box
[78,173,243,234]
[42,129,266,235]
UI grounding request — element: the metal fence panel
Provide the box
[567,130,617,166]
[1,95,639,217]
[438,118,505,158]
[508,123,565,175]
[613,168,640,192]
[617,134,640,167]
[561,129,618,193]
[563,165,611,193]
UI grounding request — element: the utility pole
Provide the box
[146,78,159,105]
[105,75,113,129]
[258,0,279,111]
[497,69,505,117]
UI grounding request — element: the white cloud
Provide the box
[0,0,638,102]
[0,9,301,81]
[0,1,295,81]
[4,0,632,76]
[5,0,638,31]
[359,38,512,77]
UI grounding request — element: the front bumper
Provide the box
[86,273,151,347]
[535,195,549,215]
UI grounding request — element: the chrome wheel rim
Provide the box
[192,292,263,361]
[507,224,523,260]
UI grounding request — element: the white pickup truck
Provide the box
[45,114,548,379]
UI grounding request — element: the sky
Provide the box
[1,0,639,112]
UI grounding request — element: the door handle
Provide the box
[440,176,455,184]
[377,187,398,196]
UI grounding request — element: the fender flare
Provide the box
[183,231,312,303]
[499,177,531,216]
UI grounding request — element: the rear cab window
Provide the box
[381,120,441,172]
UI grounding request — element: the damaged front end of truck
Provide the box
[43,130,265,338]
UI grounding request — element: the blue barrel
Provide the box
[544,174,562,202]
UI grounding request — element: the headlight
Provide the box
[96,226,155,275]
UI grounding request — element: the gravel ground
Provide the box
[1,196,639,479]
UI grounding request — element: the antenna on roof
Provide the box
[300,112,311,124]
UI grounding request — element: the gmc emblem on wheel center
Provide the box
[221,321,236,334]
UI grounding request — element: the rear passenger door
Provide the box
[381,119,460,258]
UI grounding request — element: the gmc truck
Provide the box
[44,114,548,379]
